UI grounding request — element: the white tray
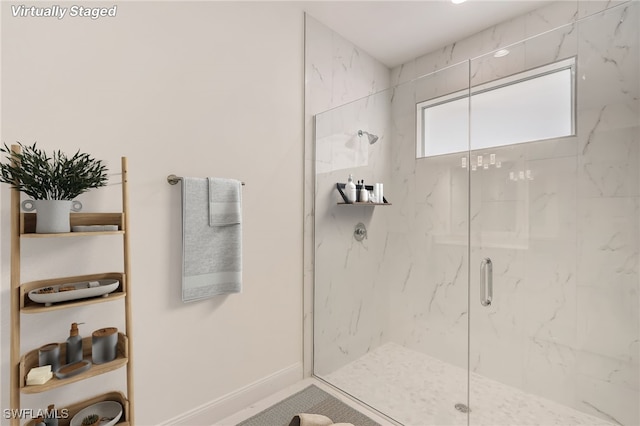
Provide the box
[28,279,119,306]
[71,401,123,426]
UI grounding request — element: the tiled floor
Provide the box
[322,343,614,426]
[219,378,399,426]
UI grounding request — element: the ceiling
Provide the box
[300,0,551,68]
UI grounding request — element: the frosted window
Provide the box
[417,57,575,158]
[420,95,469,157]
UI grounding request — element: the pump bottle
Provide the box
[66,322,83,364]
[44,404,58,426]
[359,180,369,203]
[346,174,357,203]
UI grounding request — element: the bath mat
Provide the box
[236,385,381,426]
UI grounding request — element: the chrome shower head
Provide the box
[358,130,379,144]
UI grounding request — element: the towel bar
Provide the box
[167,174,245,186]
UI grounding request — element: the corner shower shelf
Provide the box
[336,183,391,205]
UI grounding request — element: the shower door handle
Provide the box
[480,258,492,307]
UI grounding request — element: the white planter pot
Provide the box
[22,199,83,233]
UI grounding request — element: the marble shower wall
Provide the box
[386,60,473,372]
[389,2,639,424]
[307,2,638,423]
[573,4,639,423]
[314,90,393,375]
[304,15,392,376]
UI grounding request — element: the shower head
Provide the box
[358,130,379,145]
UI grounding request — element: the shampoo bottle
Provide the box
[359,180,369,203]
[66,322,83,364]
[346,174,357,203]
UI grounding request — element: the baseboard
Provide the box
[158,362,303,426]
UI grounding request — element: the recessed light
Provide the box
[494,49,510,58]
[451,0,467,4]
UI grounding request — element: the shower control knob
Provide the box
[354,223,367,241]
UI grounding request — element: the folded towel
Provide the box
[182,177,242,302]
[288,414,354,426]
[208,177,242,226]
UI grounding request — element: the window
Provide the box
[416,57,576,158]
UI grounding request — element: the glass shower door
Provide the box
[314,61,472,425]
[398,60,472,425]
[468,4,639,425]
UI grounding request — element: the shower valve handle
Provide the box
[354,222,367,241]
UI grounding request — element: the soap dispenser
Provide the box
[66,322,83,364]
[345,174,357,203]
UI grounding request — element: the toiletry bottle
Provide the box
[346,174,357,203]
[375,183,384,204]
[66,322,83,364]
[44,404,58,426]
[359,180,369,202]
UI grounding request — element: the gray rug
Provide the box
[236,385,381,426]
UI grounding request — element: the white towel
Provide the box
[208,177,241,226]
[288,414,354,426]
[181,177,242,302]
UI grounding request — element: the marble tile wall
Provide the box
[307,1,638,424]
[387,2,639,424]
[574,4,639,423]
[303,15,392,376]
[313,89,394,375]
[390,1,627,86]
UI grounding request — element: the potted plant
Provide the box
[0,142,108,233]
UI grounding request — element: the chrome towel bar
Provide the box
[167,174,245,186]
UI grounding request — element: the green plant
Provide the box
[0,142,108,200]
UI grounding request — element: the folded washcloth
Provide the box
[288,413,354,426]
[208,177,242,226]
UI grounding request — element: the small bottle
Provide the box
[44,404,58,426]
[375,183,384,204]
[66,322,83,364]
[359,180,369,202]
[345,174,357,203]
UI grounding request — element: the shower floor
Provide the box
[322,342,613,426]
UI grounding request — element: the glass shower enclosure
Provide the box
[313,3,639,425]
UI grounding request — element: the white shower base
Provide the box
[322,342,613,426]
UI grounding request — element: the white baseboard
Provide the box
[158,362,303,426]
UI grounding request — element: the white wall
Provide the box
[1,2,304,425]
